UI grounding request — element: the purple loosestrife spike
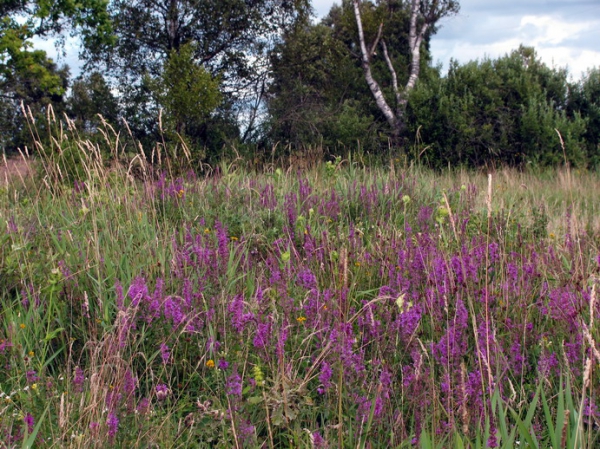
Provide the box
[26,370,39,384]
[182,278,193,308]
[215,221,229,264]
[299,177,312,202]
[228,294,253,334]
[160,343,170,364]
[238,419,256,444]
[297,269,317,290]
[509,342,527,373]
[218,359,229,370]
[123,370,137,396]
[107,412,119,440]
[128,277,150,307]
[284,192,298,230]
[114,280,124,310]
[73,367,85,392]
[163,296,185,327]
[538,350,559,377]
[24,413,34,433]
[147,278,164,320]
[226,369,242,398]
[487,421,499,448]
[136,398,150,415]
[317,361,333,394]
[311,431,327,448]
[155,384,171,401]
[253,321,271,349]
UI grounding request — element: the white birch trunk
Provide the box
[405,0,428,97]
[352,0,456,137]
[352,0,398,130]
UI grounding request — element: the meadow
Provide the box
[1,124,600,448]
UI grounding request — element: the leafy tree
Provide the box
[267,21,379,152]
[82,0,312,153]
[569,68,600,166]
[267,0,444,153]
[0,26,69,152]
[1,0,112,153]
[405,46,587,168]
[148,43,222,164]
[68,71,119,131]
[352,0,459,139]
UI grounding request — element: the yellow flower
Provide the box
[296,316,307,323]
[230,236,238,241]
[28,351,34,357]
[31,383,38,391]
[19,323,26,329]
[177,189,184,198]
[204,228,210,234]
[206,359,215,368]
[354,262,361,267]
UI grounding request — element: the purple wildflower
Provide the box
[218,359,229,370]
[128,277,150,307]
[123,370,137,396]
[24,413,34,433]
[297,269,317,290]
[238,419,256,444]
[163,296,185,326]
[107,412,119,439]
[73,366,85,392]
[160,343,170,364]
[253,321,271,349]
[137,398,150,415]
[312,430,328,448]
[228,294,254,333]
[0,339,12,354]
[26,370,39,384]
[155,383,171,401]
[226,370,242,398]
[317,361,333,394]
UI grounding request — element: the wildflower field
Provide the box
[1,137,600,447]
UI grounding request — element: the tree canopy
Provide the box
[1,0,599,169]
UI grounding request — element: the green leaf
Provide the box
[43,327,64,342]
[247,396,263,405]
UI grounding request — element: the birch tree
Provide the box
[352,0,459,138]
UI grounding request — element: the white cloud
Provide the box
[518,15,593,46]
[313,1,600,80]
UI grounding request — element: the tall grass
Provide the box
[0,115,599,447]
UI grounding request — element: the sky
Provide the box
[313,0,600,80]
[35,0,600,81]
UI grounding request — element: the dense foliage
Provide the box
[0,0,599,168]
[406,46,588,168]
[0,0,113,152]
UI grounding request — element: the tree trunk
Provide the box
[352,0,398,132]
